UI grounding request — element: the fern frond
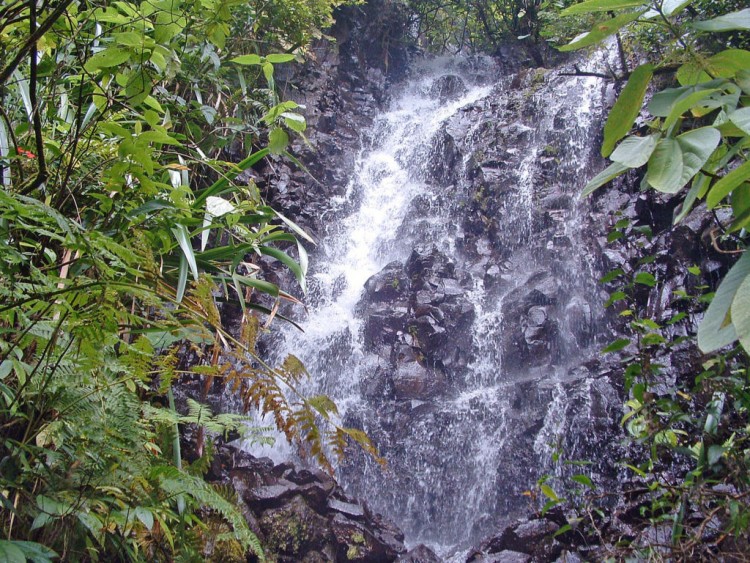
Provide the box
[152,465,265,561]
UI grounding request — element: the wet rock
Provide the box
[328,498,366,520]
[259,496,329,556]
[365,261,409,302]
[331,513,403,562]
[398,544,442,562]
[430,74,468,102]
[428,130,461,186]
[391,360,447,400]
[469,518,562,562]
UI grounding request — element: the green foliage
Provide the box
[0,0,365,559]
[552,0,750,354]
[402,0,544,52]
[538,4,750,552]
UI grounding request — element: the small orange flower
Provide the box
[17,148,36,159]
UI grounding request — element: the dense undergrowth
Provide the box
[0,0,373,559]
[525,0,750,559]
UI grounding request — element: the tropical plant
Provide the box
[401,0,543,53]
[526,1,750,557]
[556,0,750,353]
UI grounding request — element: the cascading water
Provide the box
[250,51,624,556]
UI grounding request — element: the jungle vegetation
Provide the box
[1,0,749,560]
[0,0,371,559]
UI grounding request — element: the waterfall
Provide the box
[247,50,622,556]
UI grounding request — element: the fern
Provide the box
[152,465,265,561]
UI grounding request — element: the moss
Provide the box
[262,507,312,556]
[345,531,367,560]
[541,144,559,157]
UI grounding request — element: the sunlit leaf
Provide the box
[698,251,750,352]
[559,11,644,51]
[610,133,659,167]
[692,8,750,32]
[602,64,654,157]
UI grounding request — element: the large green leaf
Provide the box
[602,64,654,157]
[561,0,645,15]
[698,251,750,353]
[692,8,750,32]
[559,10,644,51]
[730,183,750,232]
[644,129,719,194]
[610,133,660,167]
[706,159,750,208]
[732,266,750,354]
[12,541,58,563]
[645,138,683,193]
[705,50,750,79]
[675,127,721,187]
[268,127,288,154]
[0,541,26,563]
[648,80,725,117]
[581,161,629,196]
[230,54,262,65]
[729,107,750,135]
[266,53,296,63]
[664,88,720,130]
[84,46,131,72]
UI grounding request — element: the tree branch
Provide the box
[23,0,48,195]
[0,0,76,86]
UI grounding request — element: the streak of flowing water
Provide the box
[248,51,621,555]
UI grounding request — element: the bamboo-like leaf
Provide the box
[176,252,189,302]
[0,118,10,187]
[273,209,315,244]
[12,70,33,120]
[171,224,198,281]
[194,148,270,207]
[259,246,305,293]
[229,274,279,298]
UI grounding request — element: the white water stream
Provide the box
[247,51,618,555]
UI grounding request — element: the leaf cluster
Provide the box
[0,0,364,559]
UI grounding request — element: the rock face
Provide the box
[205,443,406,562]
